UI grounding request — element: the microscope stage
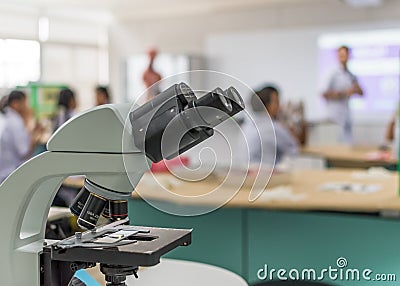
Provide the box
[47,219,192,267]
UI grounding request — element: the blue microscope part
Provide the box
[73,269,101,286]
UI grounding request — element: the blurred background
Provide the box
[1,2,399,285]
[0,0,399,145]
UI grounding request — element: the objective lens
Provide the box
[110,200,128,221]
[102,200,111,219]
[196,88,232,114]
[77,193,107,229]
[69,187,90,217]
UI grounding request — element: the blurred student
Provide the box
[95,85,111,106]
[394,119,399,159]
[53,88,77,131]
[246,85,299,164]
[0,90,42,183]
[51,88,80,206]
[322,45,363,143]
[278,100,308,146]
[385,112,397,143]
[0,95,7,137]
[385,110,398,158]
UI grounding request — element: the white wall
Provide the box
[108,22,143,103]
[41,15,109,111]
[206,28,322,120]
[109,0,400,145]
[0,13,38,40]
[110,0,400,54]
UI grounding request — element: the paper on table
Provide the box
[351,167,391,180]
[258,186,306,202]
[318,182,381,194]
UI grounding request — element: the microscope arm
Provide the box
[0,103,149,285]
[0,151,148,285]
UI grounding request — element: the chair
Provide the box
[125,258,248,286]
[46,207,74,240]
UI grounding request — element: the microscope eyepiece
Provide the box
[224,86,245,113]
[191,87,234,127]
[219,91,233,112]
[130,82,245,163]
[196,88,232,113]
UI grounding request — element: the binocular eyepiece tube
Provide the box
[130,82,245,163]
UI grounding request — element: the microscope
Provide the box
[0,83,244,285]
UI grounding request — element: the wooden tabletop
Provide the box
[301,144,397,168]
[134,169,399,213]
[62,168,399,213]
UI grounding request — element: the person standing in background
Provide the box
[142,48,162,101]
[53,88,77,131]
[95,85,111,106]
[0,90,43,183]
[322,45,363,143]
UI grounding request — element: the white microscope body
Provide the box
[0,103,147,285]
[0,83,245,285]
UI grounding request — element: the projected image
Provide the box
[318,29,399,120]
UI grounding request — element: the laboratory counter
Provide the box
[133,169,398,213]
[64,168,399,213]
[301,144,397,169]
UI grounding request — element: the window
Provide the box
[0,39,40,88]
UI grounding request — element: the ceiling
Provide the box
[0,0,339,22]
